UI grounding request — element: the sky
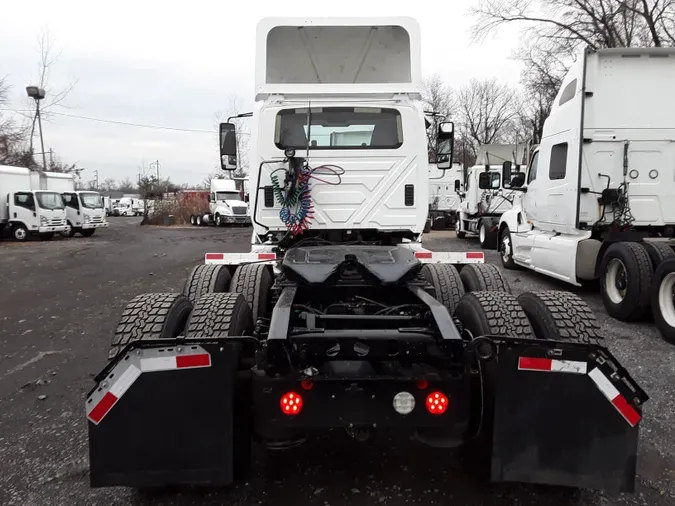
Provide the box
[0,0,524,187]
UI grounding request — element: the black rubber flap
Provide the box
[491,345,642,492]
[88,343,242,488]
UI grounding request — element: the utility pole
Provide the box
[93,170,99,190]
[156,159,160,181]
[49,148,54,168]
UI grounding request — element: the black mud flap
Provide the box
[490,342,648,492]
[86,342,244,489]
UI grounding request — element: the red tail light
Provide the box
[426,391,448,415]
[280,391,303,415]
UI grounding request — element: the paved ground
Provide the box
[0,220,673,506]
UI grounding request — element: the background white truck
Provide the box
[190,178,250,226]
[497,47,675,336]
[455,163,523,249]
[0,165,69,241]
[43,172,108,237]
[427,162,463,230]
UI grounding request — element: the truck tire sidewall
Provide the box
[81,229,95,237]
[13,225,28,241]
[599,242,652,322]
[216,214,222,227]
[651,257,675,344]
[499,226,517,269]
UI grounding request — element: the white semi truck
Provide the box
[42,172,109,237]
[498,47,675,332]
[87,18,647,495]
[190,178,251,226]
[455,163,522,249]
[0,165,69,241]
[427,162,463,230]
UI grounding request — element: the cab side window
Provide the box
[63,193,79,209]
[527,152,539,184]
[14,192,35,210]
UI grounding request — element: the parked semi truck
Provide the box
[86,18,647,494]
[427,162,462,230]
[497,47,675,344]
[189,178,251,226]
[456,164,522,249]
[42,172,108,237]
[0,165,69,241]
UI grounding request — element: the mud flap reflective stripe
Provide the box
[518,357,640,426]
[588,367,641,427]
[205,252,276,264]
[86,347,211,425]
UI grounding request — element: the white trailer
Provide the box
[428,162,463,230]
[456,164,523,249]
[42,172,109,237]
[0,165,69,241]
[498,47,675,331]
[190,178,251,226]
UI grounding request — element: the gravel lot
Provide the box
[1,220,674,506]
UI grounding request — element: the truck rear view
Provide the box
[86,20,648,495]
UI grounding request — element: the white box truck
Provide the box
[427,162,463,230]
[497,47,675,330]
[42,172,109,237]
[0,165,69,241]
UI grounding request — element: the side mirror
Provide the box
[219,122,237,170]
[502,161,513,184]
[436,121,454,170]
[454,180,460,192]
[478,172,491,189]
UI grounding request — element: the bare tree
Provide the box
[100,178,118,192]
[457,78,519,148]
[118,177,136,193]
[214,92,251,177]
[421,74,456,162]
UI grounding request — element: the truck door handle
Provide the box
[13,212,17,218]
[33,212,36,217]
[77,211,80,215]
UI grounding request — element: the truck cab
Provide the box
[61,191,109,237]
[209,179,250,226]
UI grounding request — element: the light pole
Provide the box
[26,86,47,170]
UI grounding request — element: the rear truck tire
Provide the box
[13,225,28,242]
[190,214,196,226]
[80,229,96,237]
[183,264,232,305]
[478,221,497,250]
[498,225,518,269]
[600,242,653,322]
[517,291,602,345]
[651,257,675,344]
[196,214,203,226]
[420,263,465,314]
[454,291,534,478]
[39,232,54,241]
[230,263,274,324]
[183,292,253,481]
[108,293,193,360]
[459,263,511,294]
[642,241,675,270]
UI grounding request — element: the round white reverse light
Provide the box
[393,391,415,415]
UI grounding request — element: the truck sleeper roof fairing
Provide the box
[255,17,422,99]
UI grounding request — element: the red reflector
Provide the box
[280,391,303,415]
[88,391,118,424]
[205,253,224,260]
[300,380,314,390]
[176,353,211,369]
[258,253,276,260]
[518,357,552,371]
[425,391,448,415]
[466,252,484,259]
[612,394,641,426]
[415,379,428,390]
[415,252,433,259]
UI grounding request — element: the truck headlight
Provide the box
[83,214,91,223]
[40,216,49,225]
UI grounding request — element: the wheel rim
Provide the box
[15,228,26,240]
[605,258,628,304]
[658,272,675,327]
[216,215,221,225]
[501,234,511,262]
[479,225,486,243]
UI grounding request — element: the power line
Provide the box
[0,108,217,134]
